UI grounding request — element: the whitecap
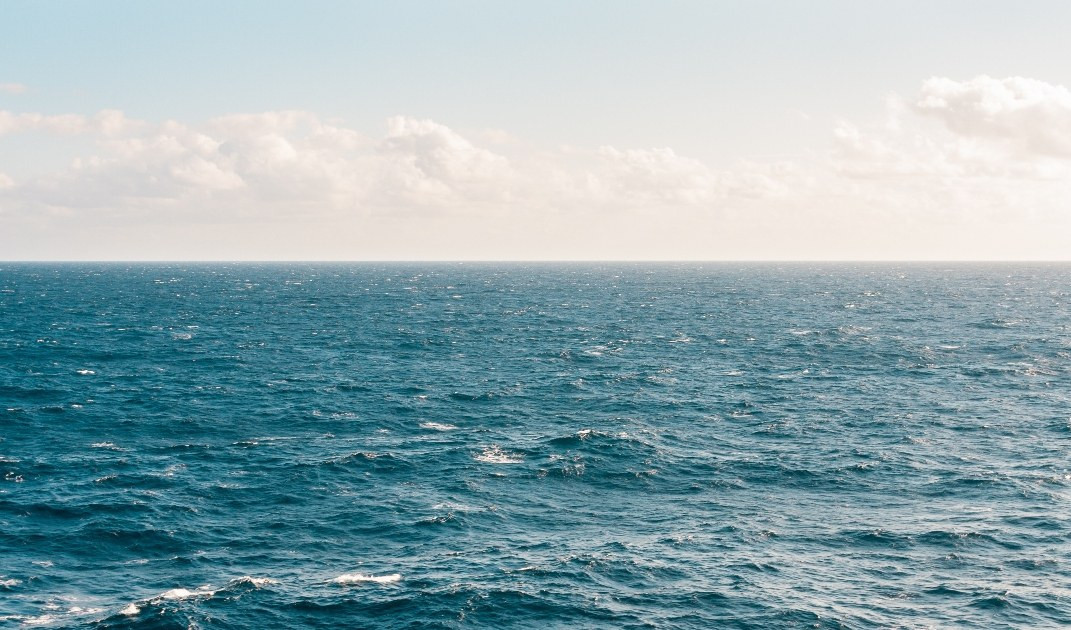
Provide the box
[119,604,140,616]
[158,588,196,600]
[333,573,401,584]
[474,446,524,464]
[76,369,95,375]
[420,422,456,431]
[155,586,215,600]
[0,577,21,587]
[432,502,475,512]
[231,576,277,587]
[68,607,103,615]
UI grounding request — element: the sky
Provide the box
[2,0,1071,260]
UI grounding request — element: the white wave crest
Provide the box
[122,576,272,616]
[420,422,457,431]
[231,576,277,587]
[155,586,215,600]
[474,445,524,464]
[333,573,401,584]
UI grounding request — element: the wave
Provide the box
[333,573,402,584]
[6,264,1071,629]
[156,586,216,601]
[474,446,524,464]
[116,576,279,618]
[420,421,457,431]
[232,576,279,587]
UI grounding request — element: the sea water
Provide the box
[1,263,1069,628]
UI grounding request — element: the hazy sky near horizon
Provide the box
[3,1,1071,260]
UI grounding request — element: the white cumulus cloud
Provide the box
[2,76,1071,260]
[914,75,1071,157]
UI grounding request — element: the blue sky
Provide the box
[3,1,1071,259]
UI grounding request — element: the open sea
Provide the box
[1,263,1069,629]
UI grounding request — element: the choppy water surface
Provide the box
[1,263,1069,629]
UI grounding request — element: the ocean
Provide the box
[1,263,1069,628]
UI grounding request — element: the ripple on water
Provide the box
[2,263,1070,628]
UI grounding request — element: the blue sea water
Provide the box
[0,263,1069,629]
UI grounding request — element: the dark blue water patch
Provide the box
[1,262,1070,628]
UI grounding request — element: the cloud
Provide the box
[835,76,1071,178]
[3,76,1071,259]
[1,108,790,220]
[583,147,794,208]
[0,109,140,137]
[0,111,512,218]
[381,116,507,183]
[914,75,1071,157]
[372,116,513,209]
[0,83,26,95]
[593,146,717,204]
[0,111,88,135]
[12,112,366,213]
[826,76,1071,227]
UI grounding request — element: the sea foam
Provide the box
[474,445,524,464]
[333,573,402,584]
[421,422,457,431]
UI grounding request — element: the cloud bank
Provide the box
[2,76,1070,259]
